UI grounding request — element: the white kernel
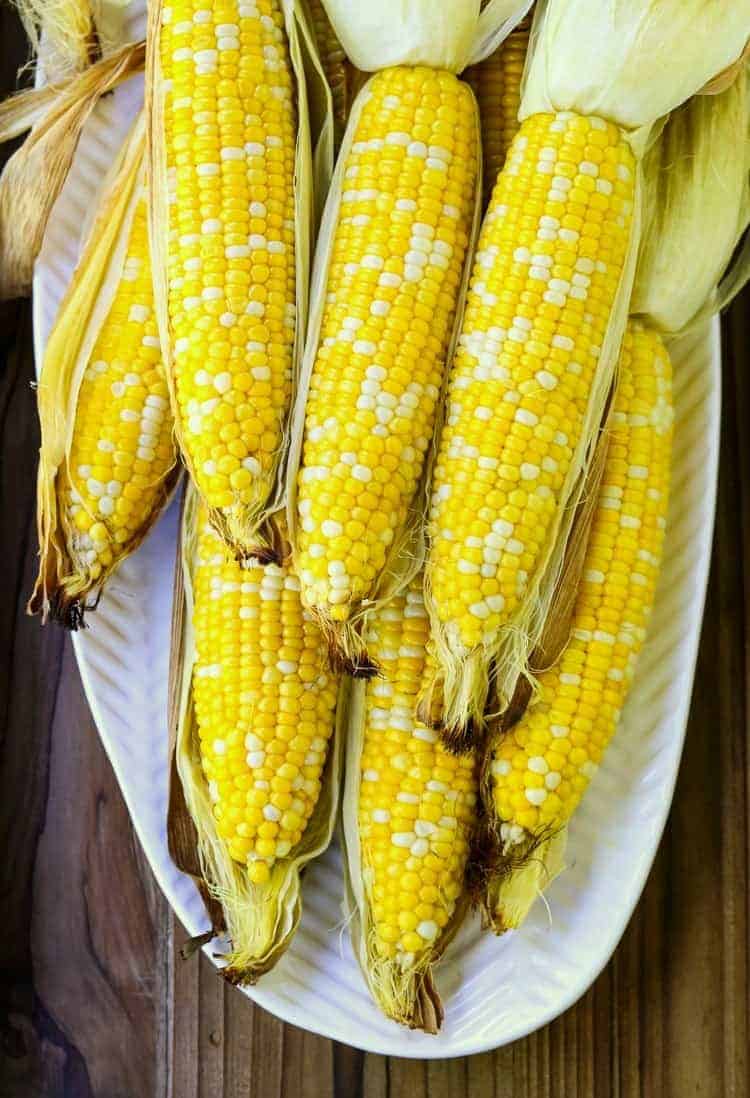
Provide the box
[525,788,547,806]
[417,920,438,941]
[391,832,415,848]
[410,838,430,857]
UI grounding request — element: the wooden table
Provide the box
[1,18,748,1098]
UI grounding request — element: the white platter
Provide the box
[33,31,719,1057]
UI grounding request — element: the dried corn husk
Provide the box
[169,484,345,983]
[0,38,145,300]
[432,0,750,718]
[13,0,99,75]
[284,1,531,674]
[633,67,750,335]
[29,112,180,626]
[146,0,329,561]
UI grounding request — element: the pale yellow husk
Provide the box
[481,830,567,933]
[341,678,469,1033]
[13,0,97,76]
[171,483,346,983]
[146,0,326,559]
[425,1,750,730]
[284,77,483,673]
[29,111,179,626]
[0,38,145,300]
[633,66,750,335]
[319,0,532,74]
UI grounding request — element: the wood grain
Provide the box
[0,5,748,1089]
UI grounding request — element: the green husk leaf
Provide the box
[168,483,345,983]
[28,111,180,626]
[0,38,145,300]
[521,0,750,153]
[633,66,750,335]
[146,0,319,560]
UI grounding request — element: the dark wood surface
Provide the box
[1,14,749,1097]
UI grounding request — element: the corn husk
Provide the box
[632,67,750,336]
[341,674,474,1033]
[146,0,327,561]
[283,75,482,676]
[28,111,180,626]
[13,0,99,75]
[284,1,534,671]
[168,484,345,983]
[318,0,532,74]
[0,38,145,300]
[428,1,750,728]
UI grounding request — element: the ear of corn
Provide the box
[465,17,529,207]
[171,485,343,983]
[146,0,314,559]
[633,66,750,335]
[343,574,478,1032]
[30,113,179,627]
[0,39,145,300]
[425,110,637,741]
[423,0,749,744]
[482,320,673,931]
[287,65,480,673]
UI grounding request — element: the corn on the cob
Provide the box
[423,0,748,744]
[307,0,350,149]
[153,0,298,555]
[465,18,529,207]
[425,111,636,740]
[31,119,178,626]
[173,490,341,982]
[292,64,479,666]
[482,321,673,930]
[344,574,478,1031]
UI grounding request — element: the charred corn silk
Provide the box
[359,577,477,967]
[192,518,339,883]
[490,323,673,839]
[160,0,296,542]
[295,67,477,624]
[427,112,635,692]
[61,192,175,584]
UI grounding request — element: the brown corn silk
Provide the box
[0,39,145,300]
[423,0,750,745]
[169,484,344,983]
[285,0,531,675]
[145,0,326,561]
[30,113,180,626]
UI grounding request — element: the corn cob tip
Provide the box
[317,616,379,679]
[480,829,568,934]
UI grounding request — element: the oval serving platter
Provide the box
[33,13,719,1057]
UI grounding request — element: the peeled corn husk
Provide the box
[451,0,750,715]
[0,38,145,300]
[285,1,533,674]
[633,67,750,335]
[168,484,345,983]
[13,0,99,76]
[29,111,180,626]
[146,0,328,561]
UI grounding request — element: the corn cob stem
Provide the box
[480,321,673,931]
